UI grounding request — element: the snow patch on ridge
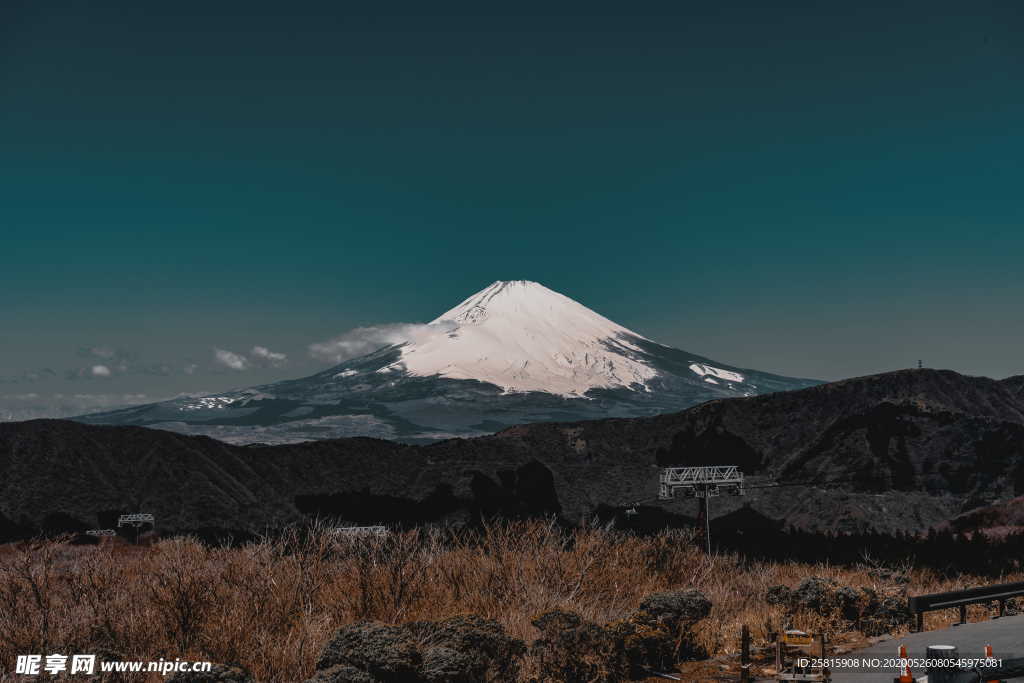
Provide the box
[689,363,745,383]
[181,396,235,411]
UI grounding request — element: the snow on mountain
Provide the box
[688,363,745,384]
[76,280,819,443]
[399,280,659,396]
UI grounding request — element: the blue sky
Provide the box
[2,0,1022,418]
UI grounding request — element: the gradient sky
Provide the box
[2,0,1023,418]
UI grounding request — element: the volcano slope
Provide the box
[2,369,1023,540]
[76,280,818,444]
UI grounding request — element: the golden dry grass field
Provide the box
[0,522,1019,682]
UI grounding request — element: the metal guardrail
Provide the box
[909,580,1024,632]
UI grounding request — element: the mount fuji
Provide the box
[77,281,819,443]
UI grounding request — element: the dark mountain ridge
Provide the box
[2,369,1023,541]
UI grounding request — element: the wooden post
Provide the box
[959,605,967,625]
[774,634,782,677]
[915,611,923,632]
[740,625,750,683]
[998,599,1006,618]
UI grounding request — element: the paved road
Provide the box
[829,615,1024,681]
[755,615,1024,682]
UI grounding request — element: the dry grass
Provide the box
[0,521,1020,682]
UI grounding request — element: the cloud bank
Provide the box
[251,346,288,367]
[214,348,250,371]
[308,321,456,364]
[213,346,289,371]
[0,392,155,422]
[0,368,58,385]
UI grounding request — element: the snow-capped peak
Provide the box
[431,280,644,337]
[77,279,819,444]
[398,280,659,396]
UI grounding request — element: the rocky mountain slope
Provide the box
[76,281,818,443]
[4,369,1023,540]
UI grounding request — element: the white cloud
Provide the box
[309,322,456,364]
[214,348,249,371]
[72,347,134,378]
[251,345,288,367]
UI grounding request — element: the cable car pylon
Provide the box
[658,465,746,553]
